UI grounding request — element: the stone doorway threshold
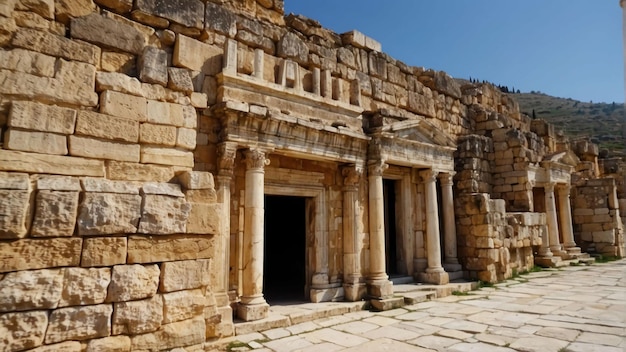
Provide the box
[232,280,478,335]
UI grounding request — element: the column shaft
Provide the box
[545,183,563,255]
[342,165,365,301]
[422,170,444,272]
[557,185,578,249]
[440,173,459,265]
[368,162,388,282]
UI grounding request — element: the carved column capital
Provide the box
[438,172,456,186]
[419,169,439,183]
[244,148,269,170]
[556,184,571,195]
[342,164,363,188]
[544,182,556,193]
[217,142,237,178]
[367,160,388,177]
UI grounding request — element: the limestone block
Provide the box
[86,335,131,352]
[127,235,214,263]
[0,48,56,77]
[100,90,148,122]
[82,178,140,194]
[81,237,127,268]
[168,67,194,94]
[146,99,170,124]
[112,295,163,334]
[184,189,217,203]
[45,304,113,344]
[16,0,54,19]
[69,135,140,163]
[142,182,184,197]
[170,103,196,128]
[29,341,82,352]
[0,238,82,273]
[77,193,142,236]
[178,171,213,190]
[277,31,308,65]
[140,123,176,146]
[0,311,48,351]
[95,71,142,96]
[204,2,236,36]
[160,259,210,292]
[55,0,96,24]
[76,110,139,143]
[341,30,381,52]
[176,127,196,150]
[101,51,136,75]
[0,190,30,239]
[0,172,29,190]
[0,269,64,311]
[0,149,104,177]
[186,202,221,235]
[105,160,176,182]
[130,317,205,351]
[12,27,100,65]
[8,101,76,135]
[139,46,168,86]
[71,13,145,54]
[140,146,194,167]
[138,194,191,234]
[31,190,78,237]
[5,129,67,155]
[190,92,208,108]
[173,34,223,75]
[94,0,132,13]
[162,289,206,323]
[106,264,159,302]
[135,0,204,29]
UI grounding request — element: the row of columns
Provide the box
[539,183,580,260]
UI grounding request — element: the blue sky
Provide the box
[284,1,624,104]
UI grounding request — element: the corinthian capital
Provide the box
[367,160,388,177]
[342,164,363,187]
[217,142,237,177]
[419,169,439,183]
[244,149,269,169]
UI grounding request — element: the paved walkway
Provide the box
[220,260,626,352]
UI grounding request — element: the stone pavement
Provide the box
[217,260,626,351]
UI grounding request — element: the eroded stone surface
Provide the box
[59,268,111,307]
[0,268,64,312]
[159,259,210,292]
[77,193,142,235]
[113,295,163,335]
[45,304,113,344]
[106,264,160,302]
[31,190,79,237]
[138,194,191,234]
[0,311,48,351]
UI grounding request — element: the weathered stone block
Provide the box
[106,264,160,302]
[100,51,136,74]
[71,13,145,54]
[146,99,171,125]
[142,182,184,197]
[186,202,221,235]
[45,304,113,344]
[173,34,223,75]
[77,193,142,236]
[0,269,64,312]
[160,259,210,292]
[113,295,163,334]
[82,237,127,267]
[100,90,148,122]
[105,160,176,182]
[170,103,196,128]
[204,2,236,36]
[178,171,214,190]
[5,129,67,155]
[140,123,177,146]
[0,238,82,273]
[167,67,194,94]
[341,30,381,52]
[162,289,206,323]
[135,0,204,29]
[184,189,217,203]
[58,268,111,307]
[17,0,54,19]
[0,172,29,190]
[127,235,214,263]
[28,341,82,352]
[76,110,139,143]
[69,135,140,162]
[0,190,30,239]
[94,0,132,13]
[138,194,191,234]
[277,31,308,65]
[55,0,96,23]
[0,48,56,77]
[130,318,205,351]
[31,190,79,237]
[95,71,143,96]
[139,46,168,86]
[81,178,140,194]
[140,146,194,167]
[0,150,104,177]
[86,335,131,352]
[12,27,100,65]
[8,101,75,135]
[0,311,48,351]
[176,127,196,150]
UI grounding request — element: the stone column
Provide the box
[557,184,580,254]
[342,164,365,301]
[237,149,269,321]
[545,183,565,257]
[439,173,461,271]
[418,170,449,285]
[367,160,393,298]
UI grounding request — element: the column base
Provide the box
[535,255,562,268]
[366,279,394,299]
[236,302,269,322]
[310,284,344,303]
[370,296,405,311]
[343,282,367,302]
[206,305,234,338]
[418,270,449,285]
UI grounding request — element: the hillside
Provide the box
[513,93,625,154]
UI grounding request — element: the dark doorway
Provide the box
[383,179,400,276]
[263,195,307,303]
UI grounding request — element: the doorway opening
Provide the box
[263,195,307,303]
[383,179,402,277]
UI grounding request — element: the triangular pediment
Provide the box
[381,119,456,148]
